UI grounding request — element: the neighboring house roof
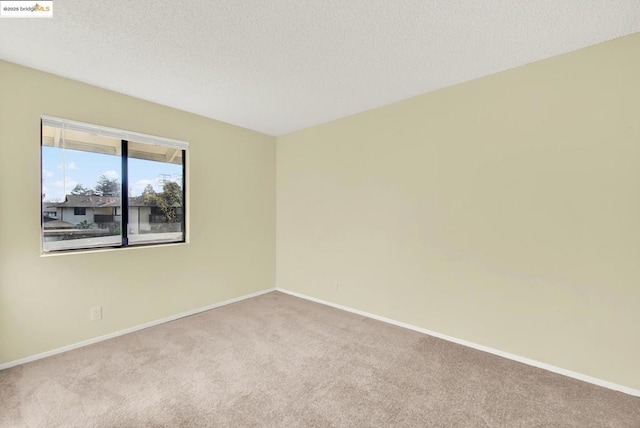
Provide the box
[46,194,180,208]
[49,195,120,208]
[129,196,181,208]
[128,196,153,207]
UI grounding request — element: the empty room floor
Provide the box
[1,291,638,427]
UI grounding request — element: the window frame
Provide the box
[40,116,188,254]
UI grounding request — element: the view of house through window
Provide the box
[127,141,184,245]
[41,117,187,253]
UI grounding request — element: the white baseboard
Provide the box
[276,287,640,398]
[0,288,276,371]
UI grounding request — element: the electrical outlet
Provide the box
[90,306,102,321]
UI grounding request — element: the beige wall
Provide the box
[0,61,276,364]
[277,33,640,390]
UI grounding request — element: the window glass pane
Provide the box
[42,125,122,252]
[41,118,187,253]
[127,141,184,245]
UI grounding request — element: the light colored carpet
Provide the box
[1,291,638,427]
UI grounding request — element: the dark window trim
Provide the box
[121,139,129,247]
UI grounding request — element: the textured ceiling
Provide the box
[1,1,639,136]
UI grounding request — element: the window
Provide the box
[41,116,188,253]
